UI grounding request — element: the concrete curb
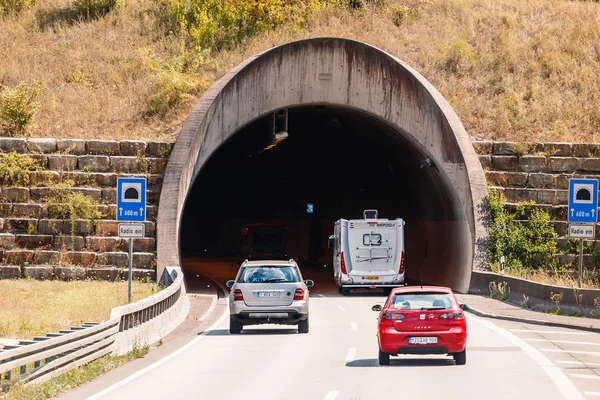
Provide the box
[465,305,600,334]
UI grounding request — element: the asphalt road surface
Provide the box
[65,259,599,400]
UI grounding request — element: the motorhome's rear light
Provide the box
[399,251,405,274]
[233,289,244,301]
[340,252,347,274]
[293,288,305,300]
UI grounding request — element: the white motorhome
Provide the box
[328,210,405,295]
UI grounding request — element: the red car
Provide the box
[373,286,468,365]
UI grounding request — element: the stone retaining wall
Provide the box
[0,138,172,281]
[473,139,600,267]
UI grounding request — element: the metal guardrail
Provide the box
[0,266,186,390]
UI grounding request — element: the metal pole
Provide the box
[579,238,584,288]
[128,237,133,303]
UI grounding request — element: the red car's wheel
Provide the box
[378,349,390,365]
[453,349,466,365]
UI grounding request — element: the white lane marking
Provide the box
[351,322,358,331]
[542,349,600,357]
[86,302,229,400]
[323,390,340,400]
[198,294,218,322]
[525,339,600,347]
[345,348,357,362]
[585,391,600,397]
[510,329,589,335]
[337,305,347,312]
[318,294,325,298]
[570,374,600,380]
[468,315,584,400]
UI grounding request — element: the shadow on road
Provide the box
[346,358,455,367]
[199,328,300,336]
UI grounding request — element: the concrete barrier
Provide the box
[469,270,600,309]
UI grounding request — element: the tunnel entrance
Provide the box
[157,38,488,293]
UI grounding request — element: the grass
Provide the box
[1,0,599,142]
[0,279,160,339]
[492,265,600,289]
[1,344,150,400]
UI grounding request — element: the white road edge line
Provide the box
[337,306,347,312]
[323,390,340,400]
[525,338,600,347]
[345,348,357,362]
[198,294,218,322]
[351,322,358,331]
[468,315,584,400]
[85,301,230,400]
[318,294,325,298]
[585,391,600,397]
[556,360,600,367]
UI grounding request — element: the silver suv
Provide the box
[226,259,314,334]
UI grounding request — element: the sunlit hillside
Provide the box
[1,0,599,142]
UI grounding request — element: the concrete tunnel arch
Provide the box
[157,37,488,293]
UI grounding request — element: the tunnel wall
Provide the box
[157,38,488,293]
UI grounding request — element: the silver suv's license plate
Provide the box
[408,337,438,345]
[258,292,280,298]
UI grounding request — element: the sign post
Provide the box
[568,178,598,288]
[117,177,147,303]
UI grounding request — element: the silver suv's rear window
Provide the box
[390,292,454,310]
[239,266,299,283]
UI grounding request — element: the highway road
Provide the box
[63,259,600,400]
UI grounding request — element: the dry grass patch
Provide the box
[495,267,600,290]
[0,279,160,339]
[1,0,600,142]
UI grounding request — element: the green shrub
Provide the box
[489,281,510,301]
[145,69,198,118]
[487,189,558,270]
[391,5,417,26]
[512,142,532,157]
[0,0,35,15]
[46,180,102,224]
[72,0,123,19]
[0,81,44,137]
[0,151,44,186]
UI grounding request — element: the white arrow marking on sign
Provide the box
[571,208,575,217]
[592,209,596,218]
[119,207,123,216]
[139,208,144,216]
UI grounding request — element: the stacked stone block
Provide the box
[474,139,600,268]
[0,138,172,281]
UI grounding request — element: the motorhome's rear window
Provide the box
[238,266,299,283]
[389,292,454,310]
[363,233,382,246]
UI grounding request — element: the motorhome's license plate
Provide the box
[408,337,438,345]
[365,276,379,280]
[258,292,280,298]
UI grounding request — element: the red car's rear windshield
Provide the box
[389,292,454,311]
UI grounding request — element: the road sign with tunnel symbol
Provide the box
[568,178,598,223]
[117,177,147,222]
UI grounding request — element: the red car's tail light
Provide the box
[382,312,406,321]
[399,251,405,274]
[233,289,244,301]
[439,312,465,320]
[293,288,305,300]
[340,252,347,274]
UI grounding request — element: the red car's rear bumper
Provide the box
[378,325,466,355]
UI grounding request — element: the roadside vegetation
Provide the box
[1,0,599,141]
[0,279,159,339]
[1,345,149,400]
[486,189,600,289]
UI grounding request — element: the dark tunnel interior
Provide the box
[180,105,467,287]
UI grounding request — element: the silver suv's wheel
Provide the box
[229,316,242,334]
[298,318,309,333]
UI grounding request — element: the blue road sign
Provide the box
[307,203,314,214]
[568,178,598,223]
[117,177,147,222]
